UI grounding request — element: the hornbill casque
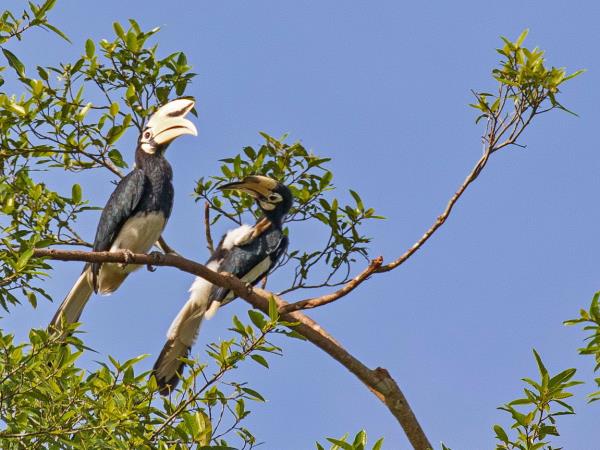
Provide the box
[152,175,293,394]
[49,98,198,332]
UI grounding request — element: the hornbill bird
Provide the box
[49,98,197,332]
[152,175,292,394]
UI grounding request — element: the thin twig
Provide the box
[280,256,383,313]
[377,147,492,273]
[156,236,179,256]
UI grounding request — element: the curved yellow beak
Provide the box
[219,175,278,198]
[147,98,198,145]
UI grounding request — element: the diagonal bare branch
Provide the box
[32,247,432,450]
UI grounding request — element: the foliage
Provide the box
[564,291,600,402]
[470,29,583,152]
[0,311,285,449]
[0,3,380,447]
[0,3,589,449]
[315,430,383,450]
[195,132,383,294]
[492,350,582,450]
[0,1,66,47]
[0,13,195,310]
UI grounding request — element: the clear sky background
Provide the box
[3,1,600,449]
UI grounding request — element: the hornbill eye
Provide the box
[267,193,282,203]
[143,131,152,140]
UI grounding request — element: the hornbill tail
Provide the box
[49,268,94,332]
[152,272,215,393]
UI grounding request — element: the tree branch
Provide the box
[280,256,383,313]
[378,148,491,272]
[32,248,432,450]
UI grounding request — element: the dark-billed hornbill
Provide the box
[152,175,292,393]
[49,98,198,332]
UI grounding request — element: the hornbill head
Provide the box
[220,175,293,225]
[139,98,198,155]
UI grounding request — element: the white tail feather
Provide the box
[154,224,256,391]
[204,300,220,320]
[166,260,219,344]
[49,268,94,330]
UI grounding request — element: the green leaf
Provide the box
[37,66,49,81]
[16,248,34,271]
[85,39,95,58]
[515,29,529,47]
[42,23,71,43]
[77,102,92,120]
[113,22,125,39]
[493,424,509,443]
[110,102,120,117]
[71,184,82,203]
[107,126,127,145]
[248,310,266,330]
[108,149,128,168]
[349,190,364,212]
[125,84,136,102]
[532,349,548,377]
[241,387,265,402]
[251,354,269,368]
[125,30,138,52]
[326,438,353,450]
[2,49,25,77]
[494,76,520,87]
[560,69,585,84]
[352,430,367,447]
[372,438,384,450]
[268,296,279,322]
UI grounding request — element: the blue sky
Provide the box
[4,1,600,448]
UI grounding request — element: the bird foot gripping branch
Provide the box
[146,251,165,272]
[118,249,136,268]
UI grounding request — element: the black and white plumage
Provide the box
[153,175,292,394]
[49,98,198,332]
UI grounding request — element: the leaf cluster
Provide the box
[195,132,383,294]
[315,430,383,450]
[0,1,65,49]
[470,30,582,153]
[0,18,196,310]
[0,310,290,449]
[493,350,582,450]
[564,291,600,402]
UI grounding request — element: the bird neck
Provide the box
[135,146,164,167]
[131,147,174,218]
[260,210,284,228]
[135,147,172,177]
[252,217,273,235]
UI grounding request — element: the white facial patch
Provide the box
[140,142,156,154]
[259,200,276,211]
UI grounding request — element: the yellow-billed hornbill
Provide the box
[152,175,292,393]
[49,98,198,332]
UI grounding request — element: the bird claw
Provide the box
[118,249,135,268]
[146,251,164,272]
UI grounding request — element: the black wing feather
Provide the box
[91,170,146,281]
[209,229,288,303]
